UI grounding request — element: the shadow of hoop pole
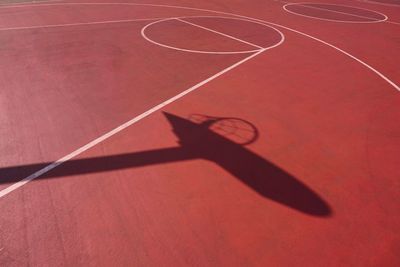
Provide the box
[0,112,332,217]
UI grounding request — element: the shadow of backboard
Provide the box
[0,112,332,216]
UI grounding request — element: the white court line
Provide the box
[293,3,386,21]
[141,16,285,55]
[0,50,265,198]
[0,17,167,31]
[141,17,263,54]
[283,2,388,23]
[0,0,61,6]
[386,20,400,25]
[0,1,399,198]
[360,0,400,7]
[175,18,263,49]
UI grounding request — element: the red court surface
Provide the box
[0,0,399,266]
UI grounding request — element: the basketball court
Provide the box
[0,0,399,266]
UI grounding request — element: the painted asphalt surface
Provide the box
[0,0,399,266]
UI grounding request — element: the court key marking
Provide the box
[142,16,284,54]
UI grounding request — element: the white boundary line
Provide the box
[0,1,399,197]
[175,18,263,49]
[0,50,265,198]
[386,20,400,25]
[0,0,61,6]
[360,0,400,7]
[0,17,168,31]
[283,2,388,23]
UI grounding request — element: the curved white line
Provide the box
[141,16,284,55]
[0,0,61,6]
[360,0,400,7]
[283,2,388,23]
[141,18,261,55]
[0,17,168,31]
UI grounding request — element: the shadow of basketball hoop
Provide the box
[165,112,331,216]
[0,112,331,216]
[187,113,259,145]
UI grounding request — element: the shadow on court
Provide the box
[0,112,332,217]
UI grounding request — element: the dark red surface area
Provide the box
[0,0,399,266]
